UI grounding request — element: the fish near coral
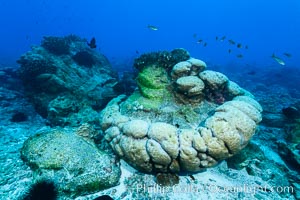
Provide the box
[87,37,97,49]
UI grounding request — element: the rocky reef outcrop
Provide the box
[20,124,121,198]
[99,48,263,173]
[17,35,119,126]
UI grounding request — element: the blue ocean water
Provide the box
[1,1,300,199]
[0,0,299,68]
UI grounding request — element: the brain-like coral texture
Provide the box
[99,49,262,173]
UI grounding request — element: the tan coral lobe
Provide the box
[99,50,262,173]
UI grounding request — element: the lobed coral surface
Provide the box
[99,49,263,173]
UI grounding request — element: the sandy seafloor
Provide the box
[0,66,300,200]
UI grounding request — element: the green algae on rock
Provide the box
[99,49,263,173]
[137,64,169,100]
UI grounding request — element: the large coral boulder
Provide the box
[17,35,119,126]
[21,126,121,198]
[99,49,263,173]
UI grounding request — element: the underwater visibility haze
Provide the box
[0,0,300,67]
[0,0,300,200]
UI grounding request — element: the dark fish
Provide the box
[87,37,97,48]
[228,49,231,53]
[220,36,226,41]
[203,42,207,47]
[237,43,242,48]
[245,45,248,49]
[271,54,285,65]
[228,39,235,45]
[189,175,196,181]
[236,54,243,58]
[282,106,300,119]
[147,25,158,30]
[215,36,219,40]
[247,70,256,75]
[193,33,197,38]
[136,50,139,54]
[196,39,203,44]
[283,52,292,58]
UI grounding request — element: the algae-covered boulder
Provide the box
[21,126,121,198]
[17,35,119,126]
[99,49,263,173]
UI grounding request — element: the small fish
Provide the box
[189,175,196,181]
[283,52,292,58]
[196,39,203,44]
[220,36,226,41]
[271,54,285,65]
[228,49,231,53]
[147,25,158,31]
[203,42,207,47]
[215,36,219,40]
[236,54,243,58]
[282,106,300,119]
[136,50,140,54]
[87,37,97,48]
[193,33,197,38]
[247,70,256,75]
[245,45,248,49]
[237,43,242,48]
[228,39,235,45]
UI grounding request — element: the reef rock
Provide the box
[17,35,119,126]
[21,126,121,198]
[99,49,263,173]
[176,76,205,97]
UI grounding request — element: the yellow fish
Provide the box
[272,54,285,66]
[147,25,158,31]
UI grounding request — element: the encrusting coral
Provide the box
[99,48,263,173]
[17,35,119,126]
